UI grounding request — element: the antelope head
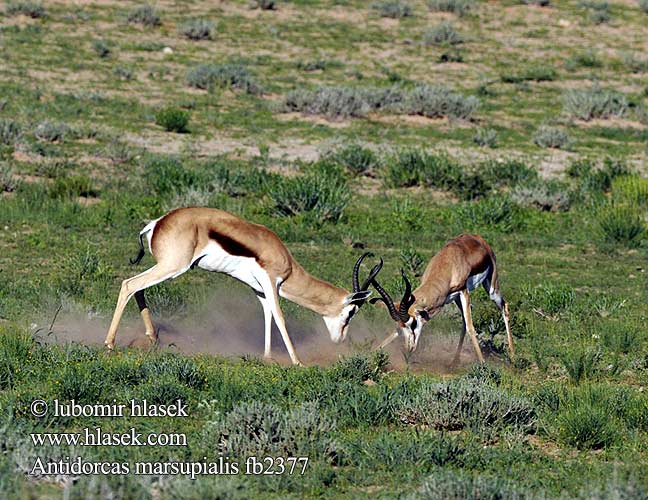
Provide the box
[324,252,384,343]
[370,271,428,351]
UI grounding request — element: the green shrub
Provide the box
[563,85,628,121]
[579,0,610,24]
[422,22,464,46]
[155,107,190,133]
[54,362,104,403]
[560,348,601,383]
[34,120,69,142]
[401,84,479,120]
[5,1,45,17]
[473,128,497,148]
[523,282,575,315]
[566,49,602,71]
[283,87,371,119]
[400,247,424,277]
[371,0,413,18]
[569,157,630,202]
[55,246,112,298]
[48,175,97,199]
[0,327,35,389]
[597,202,645,246]
[186,63,262,94]
[555,401,618,449]
[413,469,527,499]
[296,59,342,72]
[621,52,648,73]
[533,125,571,149]
[397,378,536,436]
[268,163,350,224]
[250,0,277,9]
[179,18,215,40]
[511,180,570,211]
[456,196,522,231]
[113,65,134,81]
[427,0,474,16]
[0,119,21,145]
[329,352,387,384]
[501,65,556,83]
[480,159,538,187]
[144,156,202,195]
[136,376,190,406]
[128,5,161,26]
[0,162,17,193]
[139,354,205,389]
[92,39,110,58]
[611,175,648,207]
[325,143,377,176]
[382,148,463,190]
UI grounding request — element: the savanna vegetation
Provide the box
[0,0,647,498]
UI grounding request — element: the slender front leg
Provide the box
[459,289,485,363]
[135,290,157,344]
[503,301,514,359]
[451,298,466,367]
[377,331,399,350]
[256,293,273,360]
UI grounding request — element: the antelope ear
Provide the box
[417,309,430,321]
[344,290,372,305]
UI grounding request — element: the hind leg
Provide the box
[134,290,157,345]
[483,279,514,359]
[450,297,467,367]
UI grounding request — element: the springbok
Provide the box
[104,207,383,365]
[370,234,513,365]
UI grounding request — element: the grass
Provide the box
[1,0,648,497]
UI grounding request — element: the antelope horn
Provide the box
[352,252,373,292]
[370,278,400,322]
[360,257,383,291]
[399,270,415,322]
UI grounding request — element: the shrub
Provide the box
[397,378,536,436]
[414,469,527,499]
[268,164,350,224]
[0,327,35,389]
[128,5,161,27]
[611,175,648,207]
[456,196,523,231]
[400,247,424,277]
[34,120,69,142]
[104,139,136,165]
[250,0,277,9]
[566,49,602,71]
[113,66,134,81]
[555,402,618,449]
[621,52,648,73]
[563,85,628,121]
[597,202,645,246]
[136,376,189,406]
[422,22,464,46]
[54,362,104,403]
[382,148,462,189]
[48,175,97,199]
[371,0,413,18]
[501,65,556,83]
[144,156,202,195]
[640,0,648,13]
[523,282,575,315]
[533,125,572,149]
[284,87,371,119]
[155,107,190,133]
[0,163,17,193]
[522,0,550,5]
[401,84,478,120]
[569,157,630,202]
[205,401,338,459]
[5,1,45,18]
[511,180,570,211]
[480,159,538,187]
[473,128,497,148]
[0,119,21,145]
[559,349,601,383]
[579,1,610,24]
[92,39,110,58]
[325,143,377,176]
[179,18,215,40]
[186,63,262,94]
[427,0,474,16]
[139,354,205,389]
[329,352,387,384]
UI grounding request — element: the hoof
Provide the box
[104,341,114,350]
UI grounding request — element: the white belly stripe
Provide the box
[194,242,265,294]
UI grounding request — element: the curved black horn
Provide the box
[399,270,415,322]
[352,252,373,292]
[360,257,383,291]
[370,278,400,322]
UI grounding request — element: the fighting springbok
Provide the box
[370,234,513,365]
[104,207,383,365]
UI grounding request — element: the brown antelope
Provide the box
[370,234,513,365]
[104,207,383,365]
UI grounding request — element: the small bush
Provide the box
[0,119,22,145]
[92,39,110,58]
[559,349,601,383]
[325,143,378,176]
[480,159,538,187]
[621,52,648,73]
[105,139,136,165]
[371,0,413,18]
[579,1,610,24]
[501,65,556,83]
[523,282,575,315]
[268,164,350,224]
[555,402,618,449]
[0,327,35,389]
[427,0,474,16]
[597,202,645,246]
[401,84,479,120]
[423,22,464,46]
[34,120,69,142]
[179,18,215,40]
[414,469,527,499]
[55,362,104,403]
[397,378,536,436]
[566,49,602,71]
[5,1,45,18]
[473,128,497,148]
[128,5,161,27]
[113,66,134,81]
[612,175,648,207]
[382,148,462,189]
[0,163,17,193]
[136,376,189,406]
[456,196,523,231]
[145,156,202,195]
[155,107,190,133]
[186,63,262,94]
[283,87,371,119]
[533,125,572,149]
[139,354,205,389]
[250,0,277,9]
[563,85,628,121]
[511,180,570,211]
